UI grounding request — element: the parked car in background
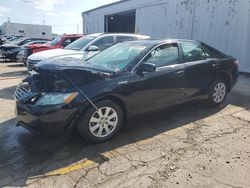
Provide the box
[19,34,82,65]
[0,39,50,61]
[15,39,239,143]
[3,36,23,43]
[16,41,50,65]
[28,34,83,54]
[0,36,7,45]
[0,37,49,50]
[26,33,150,70]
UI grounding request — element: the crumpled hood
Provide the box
[28,57,116,93]
[28,48,83,61]
[36,57,118,75]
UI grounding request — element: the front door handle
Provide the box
[118,80,128,86]
[175,71,184,77]
[212,63,219,68]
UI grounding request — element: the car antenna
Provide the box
[59,70,99,111]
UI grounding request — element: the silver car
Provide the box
[27,33,150,70]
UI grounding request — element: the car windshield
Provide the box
[9,38,25,45]
[21,41,47,47]
[65,36,96,50]
[87,43,148,70]
[50,36,62,46]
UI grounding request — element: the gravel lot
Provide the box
[0,61,250,188]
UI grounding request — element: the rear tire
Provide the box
[207,79,228,107]
[77,100,123,143]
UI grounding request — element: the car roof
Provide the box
[120,38,199,46]
[85,33,150,38]
[62,34,83,37]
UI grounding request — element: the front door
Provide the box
[128,43,185,114]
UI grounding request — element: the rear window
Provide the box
[116,36,134,43]
[201,43,226,59]
[181,42,206,62]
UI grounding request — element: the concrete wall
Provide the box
[82,0,250,73]
[2,22,52,39]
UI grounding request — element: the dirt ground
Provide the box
[0,61,250,188]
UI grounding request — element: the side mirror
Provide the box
[138,63,156,73]
[87,45,99,52]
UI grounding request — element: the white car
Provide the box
[27,33,150,70]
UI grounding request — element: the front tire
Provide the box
[207,79,228,107]
[77,100,123,143]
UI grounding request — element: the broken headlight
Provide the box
[35,92,78,106]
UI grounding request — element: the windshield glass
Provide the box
[9,38,25,45]
[87,43,148,70]
[50,36,62,46]
[65,36,96,50]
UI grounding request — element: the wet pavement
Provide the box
[0,62,250,188]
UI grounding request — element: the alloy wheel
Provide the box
[89,107,118,138]
[213,82,226,104]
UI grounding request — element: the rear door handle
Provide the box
[212,63,219,68]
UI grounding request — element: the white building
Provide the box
[82,0,250,73]
[1,22,52,39]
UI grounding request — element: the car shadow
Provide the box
[1,81,250,187]
[0,59,15,63]
[0,85,16,100]
[0,70,27,78]
[7,64,24,67]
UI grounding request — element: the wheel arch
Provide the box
[94,95,128,121]
[64,94,128,136]
[216,71,232,92]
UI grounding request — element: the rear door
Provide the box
[180,42,219,99]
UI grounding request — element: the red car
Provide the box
[28,34,83,54]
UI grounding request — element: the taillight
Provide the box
[233,59,239,69]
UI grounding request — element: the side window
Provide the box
[62,39,72,47]
[202,44,225,59]
[116,36,134,43]
[92,36,114,51]
[20,39,31,46]
[181,42,206,62]
[143,44,180,68]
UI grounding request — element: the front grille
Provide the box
[27,59,41,70]
[15,85,32,100]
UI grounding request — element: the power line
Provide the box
[51,23,81,27]
[0,16,81,27]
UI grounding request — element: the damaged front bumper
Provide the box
[16,100,78,135]
[15,84,80,135]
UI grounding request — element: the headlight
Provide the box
[36,92,78,106]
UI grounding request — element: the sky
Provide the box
[0,0,120,34]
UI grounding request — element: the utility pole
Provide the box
[77,24,79,34]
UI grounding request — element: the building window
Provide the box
[19,30,24,33]
[42,32,46,35]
